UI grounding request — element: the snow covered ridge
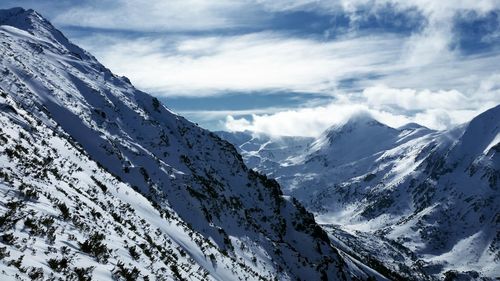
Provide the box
[0,7,385,281]
[219,108,500,280]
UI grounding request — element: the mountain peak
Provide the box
[398,122,428,131]
[341,111,379,125]
[0,7,89,60]
[323,112,393,141]
[0,7,46,32]
[303,112,401,165]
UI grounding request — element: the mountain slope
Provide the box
[0,7,379,281]
[216,131,313,175]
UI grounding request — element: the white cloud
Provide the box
[74,19,500,98]
[74,28,500,136]
[61,0,500,99]
[50,0,500,136]
[224,103,398,137]
[54,0,264,31]
[49,0,500,34]
[261,0,498,18]
[224,76,500,136]
[223,103,478,136]
[258,0,500,67]
[362,86,470,111]
[77,32,403,97]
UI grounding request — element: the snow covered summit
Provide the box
[302,113,402,167]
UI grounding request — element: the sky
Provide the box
[1,0,500,136]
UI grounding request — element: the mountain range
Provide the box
[217,109,500,280]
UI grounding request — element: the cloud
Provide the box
[23,0,499,34]
[71,2,499,98]
[11,0,498,135]
[224,75,500,136]
[224,103,395,137]
[362,86,470,111]
[15,0,498,99]
[258,0,500,64]
[223,102,478,136]
[260,0,498,19]
[178,107,293,120]
[77,32,403,97]
[72,19,499,136]
[53,0,265,31]
[362,82,500,114]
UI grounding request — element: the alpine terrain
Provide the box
[0,7,389,281]
[219,110,500,280]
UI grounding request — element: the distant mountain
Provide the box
[220,109,500,280]
[215,131,313,174]
[291,113,408,168]
[0,7,384,281]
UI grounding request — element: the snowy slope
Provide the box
[222,110,499,280]
[216,131,313,175]
[0,7,383,281]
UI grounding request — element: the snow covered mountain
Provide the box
[0,7,386,281]
[219,109,500,280]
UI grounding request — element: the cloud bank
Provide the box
[4,0,497,136]
[78,33,404,96]
[53,0,265,31]
[225,78,500,136]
